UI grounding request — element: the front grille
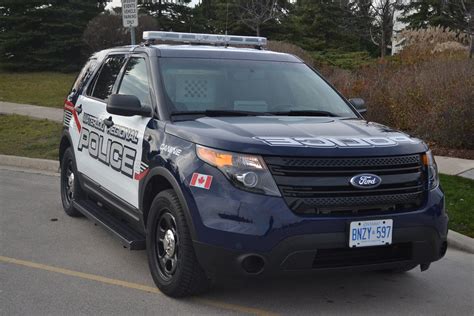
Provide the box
[265,154,426,216]
[278,155,421,169]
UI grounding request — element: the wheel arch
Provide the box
[140,167,197,240]
[59,130,73,166]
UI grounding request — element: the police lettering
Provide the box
[107,124,139,144]
[254,135,419,148]
[82,113,105,132]
[78,127,136,178]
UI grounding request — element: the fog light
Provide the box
[241,255,265,274]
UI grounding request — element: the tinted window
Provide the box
[72,58,97,93]
[159,58,356,117]
[117,57,152,107]
[91,55,125,100]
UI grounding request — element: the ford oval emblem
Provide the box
[350,174,382,189]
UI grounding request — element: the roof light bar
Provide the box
[142,31,267,47]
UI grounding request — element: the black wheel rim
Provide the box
[63,159,75,206]
[155,211,179,281]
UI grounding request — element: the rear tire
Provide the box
[60,147,84,217]
[146,189,210,297]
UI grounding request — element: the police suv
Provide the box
[60,31,448,297]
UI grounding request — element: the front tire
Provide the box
[146,189,210,297]
[60,147,84,217]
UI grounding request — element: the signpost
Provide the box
[122,0,138,45]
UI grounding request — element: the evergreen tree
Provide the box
[0,0,106,72]
[399,0,473,57]
[400,0,471,31]
[138,0,192,32]
[282,0,363,52]
[190,0,244,35]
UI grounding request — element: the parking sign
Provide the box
[122,0,138,28]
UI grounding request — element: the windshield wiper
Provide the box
[270,110,338,117]
[170,110,273,118]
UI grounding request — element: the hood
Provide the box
[165,116,428,157]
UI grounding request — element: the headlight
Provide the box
[422,150,439,190]
[196,145,281,196]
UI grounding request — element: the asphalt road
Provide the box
[1,167,473,315]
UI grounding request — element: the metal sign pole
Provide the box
[130,27,136,45]
[122,0,138,45]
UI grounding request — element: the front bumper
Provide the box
[194,226,448,276]
[183,163,448,275]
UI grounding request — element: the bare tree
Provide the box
[238,0,281,36]
[82,13,159,54]
[350,0,396,58]
[370,0,396,58]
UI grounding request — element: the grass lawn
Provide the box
[0,72,76,108]
[440,174,474,238]
[0,114,61,160]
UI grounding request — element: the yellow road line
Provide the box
[0,255,161,293]
[0,255,277,316]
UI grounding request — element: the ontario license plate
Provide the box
[349,219,393,248]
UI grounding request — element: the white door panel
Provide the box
[98,114,149,208]
[74,95,109,186]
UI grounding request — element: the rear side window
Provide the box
[117,57,152,107]
[71,58,97,93]
[90,55,125,100]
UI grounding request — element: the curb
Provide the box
[448,230,474,254]
[0,154,59,173]
[1,154,473,254]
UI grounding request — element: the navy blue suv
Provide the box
[59,32,448,297]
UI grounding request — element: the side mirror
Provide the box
[349,98,367,114]
[106,94,152,117]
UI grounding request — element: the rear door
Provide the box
[73,54,126,190]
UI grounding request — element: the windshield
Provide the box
[158,58,357,118]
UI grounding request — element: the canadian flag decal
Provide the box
[190,173,213,190]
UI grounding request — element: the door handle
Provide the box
[103,116,114,128]
[75,104,82,114]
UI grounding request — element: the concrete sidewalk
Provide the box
[1,100,473,179]
[435,156,474,179]
[0,101,63,122]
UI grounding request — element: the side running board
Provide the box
[73,200,146,250]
